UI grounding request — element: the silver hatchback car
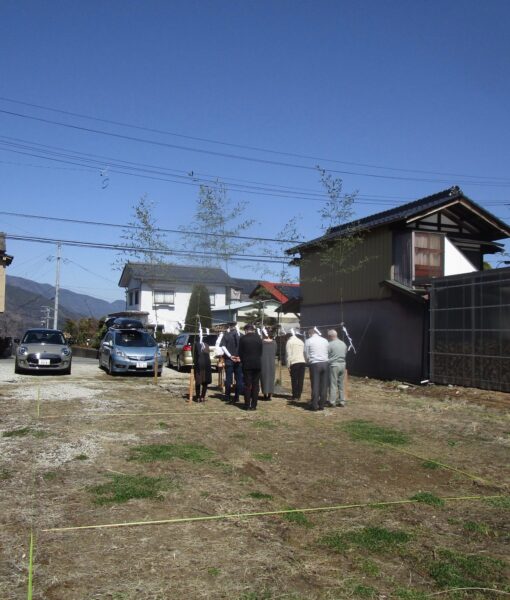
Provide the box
[99,328,164,376]
[15,329,72,374]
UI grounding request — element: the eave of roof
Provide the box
[250,281,299,303]
[287,186,510,254]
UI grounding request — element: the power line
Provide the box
[1,95,509,182]
[0,133,458,204]
[1,135,508,209]
[0,211,301,243]
[2,107,510,187]
[5,233,290,264]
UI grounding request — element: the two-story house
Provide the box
[118,262,244,334]
[287,187,510,382]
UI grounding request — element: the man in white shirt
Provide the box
[285,332,306,401]
[304,327,329,411]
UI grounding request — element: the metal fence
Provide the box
[429,267,510,392]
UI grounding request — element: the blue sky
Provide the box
[1,0,509,302]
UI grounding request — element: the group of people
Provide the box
[192,323,347,412]
[218,323,276,410]
[193,323,276,409]
[288,328,347,411]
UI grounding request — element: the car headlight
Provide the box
[114,349,127,358]
[61,347,71,356]
[18,346,28,356]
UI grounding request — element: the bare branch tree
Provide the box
[180,180,256,274]
[113,194,170,269]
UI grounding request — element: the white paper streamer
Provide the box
[341,322,356,354]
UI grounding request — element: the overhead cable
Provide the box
[1,95,509,182]
[2,108,510,187]
[5,233,290,264]
[0,211,302,244]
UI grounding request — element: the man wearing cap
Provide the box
[238,324,263,410]
[304,327,329,411]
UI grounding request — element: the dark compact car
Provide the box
[98,328,164,376]
[166,333,218,371]
[15,329,72,374]
[109,317,145,330]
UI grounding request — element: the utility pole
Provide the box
[53,243,61,329]
[41,306,51,328]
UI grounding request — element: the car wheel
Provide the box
[176,356,182,372]
[14,360,23,374]
[108,358,115,376]
[63,363,72,375]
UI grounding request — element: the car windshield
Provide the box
[115,331,157,348]
[23,331,66,345]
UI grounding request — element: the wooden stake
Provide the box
[188,368,194,403]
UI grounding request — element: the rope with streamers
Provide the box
[341,322,356,354]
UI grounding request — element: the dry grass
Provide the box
[0,362,509,599]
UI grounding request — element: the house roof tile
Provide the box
[287,186,510,253]
[119,262,235,287]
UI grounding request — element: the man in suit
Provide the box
[238,323,263,410]
[220,323,243,404]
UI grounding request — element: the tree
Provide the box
[184,284,212,332]
[64,317,99,346]
[261,216,303,283]
[180,181,256,273]
[113,194,170,269]
[243,288,278,328]
[314,166,367,275]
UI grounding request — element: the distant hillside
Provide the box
[0,276,124,337]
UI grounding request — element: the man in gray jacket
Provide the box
[327,329,347,407]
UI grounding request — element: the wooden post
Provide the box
[188,368,194,403]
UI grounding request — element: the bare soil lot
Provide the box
[0,360,509,599]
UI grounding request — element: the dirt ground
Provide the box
[0,359,508,600]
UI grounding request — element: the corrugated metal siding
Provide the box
[300,228,393,304]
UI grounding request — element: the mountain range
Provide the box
[0,275,124,336]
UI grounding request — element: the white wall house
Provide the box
[118,263,239,334]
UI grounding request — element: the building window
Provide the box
[134,290,139,305]
[209,293,215,306]
[414,232,444,280]
[154,290,175,305]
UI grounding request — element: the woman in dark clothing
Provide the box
[193,341,212,402]
[261,333,277,400]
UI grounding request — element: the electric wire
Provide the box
[2,107,510,187]
[1,136,509,208]
[1,95,509,182]
[5,233,289,264]
[0,211,301,244]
